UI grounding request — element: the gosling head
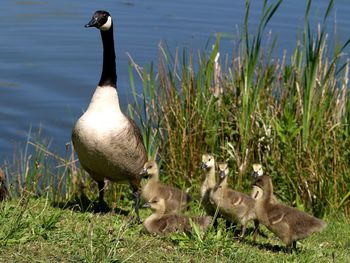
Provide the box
[200,154,215,170]
[253,175,270,190]
[142,197,166,212]
[85,10,113,31]
[251,163,263,180]
[140,161,159,179]
[217,162,229,181]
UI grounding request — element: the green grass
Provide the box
[0,196,349,262]
[1,0,350,261]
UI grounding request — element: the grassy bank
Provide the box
[1,196,349,262]
[0,0,350,261]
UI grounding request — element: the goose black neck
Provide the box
[99,25,116,88]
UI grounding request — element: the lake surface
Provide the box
[0,0,349,161]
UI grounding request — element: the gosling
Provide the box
[0,169,9,201]
[251,164,278,203]
[254,175,327,253]
[200,154,217,217]
[140,161,191,214]
[210,162,257,239]
[142,197,212,235]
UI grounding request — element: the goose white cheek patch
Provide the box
[100,16,112,31]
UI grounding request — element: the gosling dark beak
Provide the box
[200,162,207,169]
[251,171,259,180]
[85,17,98,28]
[219,171,226,179]
[139,168,150,179]
[142,202,151,208]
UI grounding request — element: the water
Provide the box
[0,0,349,160]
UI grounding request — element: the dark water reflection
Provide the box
[0,0,349,160]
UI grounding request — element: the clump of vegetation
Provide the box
[1,0,349,217]
[0,0,349,261]
[129,0,350,216]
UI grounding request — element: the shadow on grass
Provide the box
[51,192,129,216]
[244,239,286,253]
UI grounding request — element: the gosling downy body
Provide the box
[210,163,257,238]
[0,169,9,201]
[72,11,147,220]
[140,161,191,214]
[254,175,327,253]
[200,154,217,217]
[142,197,212,235]
[251,164,278,203]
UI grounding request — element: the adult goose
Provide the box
[0,169,9,201]
[72,11,147,222]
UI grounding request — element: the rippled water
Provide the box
[0,0,349,160]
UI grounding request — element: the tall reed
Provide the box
[129,0,350,214]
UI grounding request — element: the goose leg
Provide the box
[132,189,141,224]
[97,180,109,212]
[292,241,297,251]
[98,181,104,204]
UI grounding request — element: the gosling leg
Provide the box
[252,219,259,242]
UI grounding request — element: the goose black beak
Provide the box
[85,17,98,28]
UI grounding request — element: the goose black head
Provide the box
[85,10,112,31]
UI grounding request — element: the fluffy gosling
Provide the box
[140,161,191,214]
[251,164,278,203]
[200,154,217,217]
[210,163,257,239]
[254,175,327,253]
[142,197,212,235]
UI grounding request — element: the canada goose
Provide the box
[71,11,147,221]
[200,154,217,217]
[142,197,212,235]
[140,161,191,214]
[254,175,327,253]
[210,163,257,239]
[0,169,9,201]
[251,164,278,203]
